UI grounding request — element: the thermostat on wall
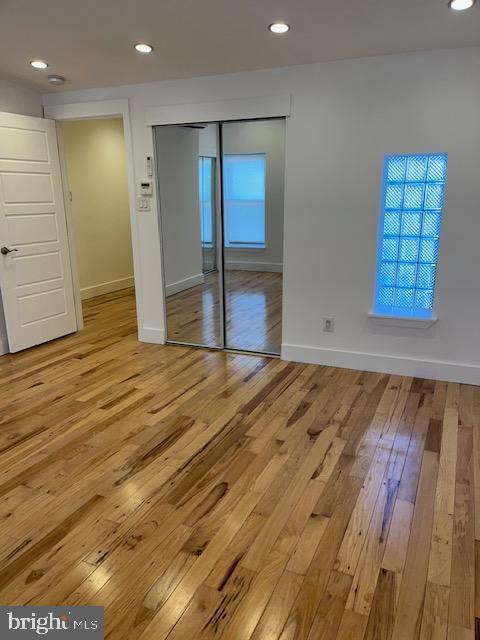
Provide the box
[146,156,153,177]
[140,180,153,196]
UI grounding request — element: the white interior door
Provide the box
[0,111,77,352]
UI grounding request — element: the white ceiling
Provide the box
[1,0,479,93]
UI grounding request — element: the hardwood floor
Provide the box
[0,287,478,639]
[166,269,282,353]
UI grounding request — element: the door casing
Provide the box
[44,100,141,339]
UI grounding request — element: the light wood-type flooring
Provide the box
[0,286,478,639]
[166,270,282,354]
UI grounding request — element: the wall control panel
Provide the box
[140,180,153,196]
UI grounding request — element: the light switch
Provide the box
[137,197,150,211]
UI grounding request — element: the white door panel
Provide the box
[0,111,77,352]
[19,288,66,325]
[0,173,54,204]
[0,126,49,162]
[15,252,62,286]
[6,214,58,245]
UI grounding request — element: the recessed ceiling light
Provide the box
[269,22,290,34]
[134,43,154,53]
[448,0,475,9]
[30,60,48,69]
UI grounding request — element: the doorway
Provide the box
[155,117,285,356]
[59,118,136,326]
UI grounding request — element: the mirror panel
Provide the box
[155,124,222,347]
[222,119,285,354]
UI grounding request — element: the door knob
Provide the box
[1,246,18,255]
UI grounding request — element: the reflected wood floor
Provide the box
[166,270,282,353]
[0,287,478,639]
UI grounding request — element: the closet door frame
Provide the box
[154,116,286,356]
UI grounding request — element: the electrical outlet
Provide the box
[323,317,335,332]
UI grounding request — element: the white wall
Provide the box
[43,47,480,383]
[155,126,204,295]
[222,119,285,272]
[0,77,43,354]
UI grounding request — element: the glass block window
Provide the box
[374,153,447,318]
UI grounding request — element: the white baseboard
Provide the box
[80,276,134,300]
[138,326,165,344]
[281,343,480,386]
[166,273,204,297]
[225,261,283,273]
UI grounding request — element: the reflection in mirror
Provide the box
[222,119,285,354]
[155,124,222,347]
[199,156,217,274]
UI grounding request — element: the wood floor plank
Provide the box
[448,421,475,631]
[345,477,398,616]
[305,570,353,640]
[381,498,414,608]
[419,383,460,638]
[392,450,439,640]
[249,570,304,640]
[364,568,396,640]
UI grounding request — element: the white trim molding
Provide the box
[225,261,283,273]
[166,273,205,297]
[138,326,165,344]
[43,99,146,342]
[281,343,480,385]
[44,99,131,121]
[368,311,438,329]
[80,277,135,300]
[145,95,291,126]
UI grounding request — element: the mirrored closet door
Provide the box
[221,119,285,355]
[155,124,223,348]
[155,117,285,356]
